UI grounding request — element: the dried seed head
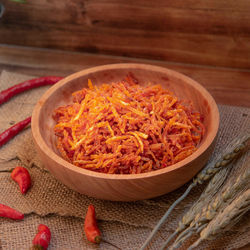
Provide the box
[203,174,211,181]
[182,216,190,225]
[207,168,213,174]
[220,160,229,167]
[222,191,232,201]
[198,217,208,225]
[208,204,213,211]
[190,220,195,227]
[202,207,207,214]
[230,152,237,158]
[207,168,218,175]
[193,178,198,184]
[234,184,242,192]
[206,210,215,220]
[234,146,241,153]
[215,162,221,168]
[195,213,201,222]
[176,222,186,232]
[212,199,219,210]
[239,144,245,151]
[197,172,205,180]
[235,175,241,183]
[198,179,203,184]
[223,154,231,160]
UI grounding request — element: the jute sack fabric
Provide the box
[0,70,249,249]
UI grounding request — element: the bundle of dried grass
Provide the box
[166,162,249,249]
[161,135,250,250]
[188,188,250,250]
[141,133,250,250]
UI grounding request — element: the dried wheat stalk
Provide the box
[188,188,250,250]
[157,133,250,250]
[167,164,249,250]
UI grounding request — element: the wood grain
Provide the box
[0,45,249,107]
[31,63,219,201]
[0,0,250,68]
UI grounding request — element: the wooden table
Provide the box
[0,44,249,108]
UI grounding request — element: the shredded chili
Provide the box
[53,76,205,174]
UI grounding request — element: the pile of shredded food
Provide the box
[53,75,205,174]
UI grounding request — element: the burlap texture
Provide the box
[0,70,249,250]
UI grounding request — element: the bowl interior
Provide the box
[35,64,218,178]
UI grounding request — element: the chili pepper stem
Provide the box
[0,169,13,173]
[30,245,44,250]
[101,238,122,250]
[0,156,20,163]
[94,236,101,244]
[84,205,121,249]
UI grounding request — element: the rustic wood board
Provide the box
[0,0,250,69]
[0,45,249,107]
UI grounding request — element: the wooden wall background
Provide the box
[0,0,250,69]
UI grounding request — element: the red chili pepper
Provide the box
[0,76,63,105]
[0,203,24,220]
[32,224,51,250]
[84,204,101,244]
[11,166,31,194]
[0,116,31,147]
[84,205,121,249]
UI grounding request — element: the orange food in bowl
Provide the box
[53,75,205,174]
[31,63,219,201]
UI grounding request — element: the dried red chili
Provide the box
[84,204,101,244]
[32,224,51,250]
[11,166,31,194]
[0,76,63,105]
[0,166,31,194]
[0,116,31,148]
[84,204,121,249]
[0,203,24,220]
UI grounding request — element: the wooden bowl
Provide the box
[31,63,219,201]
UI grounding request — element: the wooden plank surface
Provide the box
[0,45,249,108]
[0,0,250,69]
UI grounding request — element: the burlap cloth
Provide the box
[0,70,249,250]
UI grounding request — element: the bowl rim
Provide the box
[31,63,220,180]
